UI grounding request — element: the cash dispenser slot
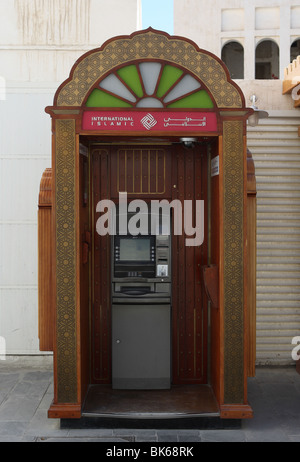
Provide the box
[120,286,151,296]
[112,281,170,303]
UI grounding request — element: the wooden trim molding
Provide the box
[220,404,253,419]
[54,119,78,404]
[222,120,245,405]
[48,402,82,419]
[246,150,257,377]
[202,265,219,309]
[43,28,255,419]
[53,28,244,109]
[38,169,54,352]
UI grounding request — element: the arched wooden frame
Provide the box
[53,29,244,109]
[45,29,253,419]
[83,60,218,110]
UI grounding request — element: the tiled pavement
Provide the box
[0,356,300,442]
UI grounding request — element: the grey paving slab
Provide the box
[200,429,247,442]
[0,421,28,438]
[0,357,299,442]
[288,434,300,442]
[36,436,134,442]
[0,394,42,422]
[156,431,181,442]
[244,428,289,443]
[25,409,68,438]
[67,427,114,438]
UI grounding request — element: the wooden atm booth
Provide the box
[38,29,256,423]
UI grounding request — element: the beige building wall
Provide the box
[0,0,142,84]
[1,0,300,365]
[174,0,300,79]
[0,0,141,355]
[174,0,300,366]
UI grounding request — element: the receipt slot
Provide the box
[111,212,171,389]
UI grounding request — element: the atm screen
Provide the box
[119,237,151,262]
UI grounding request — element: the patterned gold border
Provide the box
[50,30,249,408]
[55,119,77,403]
[56,30,243,109]
[53,118,246,405]
[223,120,245,404]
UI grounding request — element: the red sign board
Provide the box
[82,111,218,132]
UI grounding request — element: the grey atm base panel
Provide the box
[112,304,171,390]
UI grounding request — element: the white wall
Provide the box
[174,0,300,80]
[0,89,53,354]
[174,0,300,366]
[0,0,141,355]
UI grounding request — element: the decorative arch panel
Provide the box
[55,29,244,109]
[85,61,215,109]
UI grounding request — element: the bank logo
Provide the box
[140,113,158,130]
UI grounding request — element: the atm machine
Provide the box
[111,211,171,390]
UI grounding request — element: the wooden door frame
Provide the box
[45,29,254,420]
[46,121,253,420]
[89,142,210,386]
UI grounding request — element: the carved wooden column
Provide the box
[48,118,81,418]
[220,119,252,418]
[247,150,257,377]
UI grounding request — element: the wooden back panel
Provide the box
[91,144,208,384]
[91,147,111,383]
[171,145,208,384]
